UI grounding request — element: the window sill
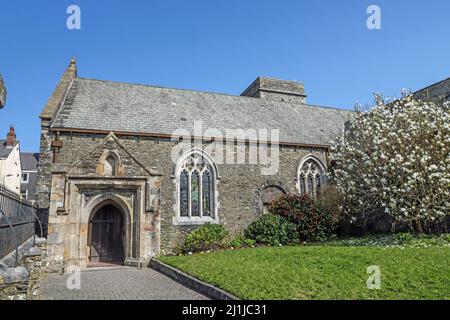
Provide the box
[172,217,219,226]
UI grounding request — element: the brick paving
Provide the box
[40,266,208,300]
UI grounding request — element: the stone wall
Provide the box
[241,77,307,104]
[0,239,45,300]
[36,60,78,236]
[23,246,44,300]
[35,125,54,237]
[46,132,329,254]
[414,78,450,103]
[0,267,29,299]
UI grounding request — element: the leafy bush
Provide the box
[227,236,244,248]
[268,193,338,242]
[243,238,256,247]
[182,223,229,253]
[227,236,256,248]
[244,214,298,246]
[331,94,450,233]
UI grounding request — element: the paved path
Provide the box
[40,266,208,300]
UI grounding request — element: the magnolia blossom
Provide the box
[331,94,450,228]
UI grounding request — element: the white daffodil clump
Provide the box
[331,94,450,232]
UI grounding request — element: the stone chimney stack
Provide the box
[6,127,17,147]
[241,77,307,104]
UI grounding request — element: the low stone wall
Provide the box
[0,267,29,299]
[23,246,45,299]
[0,238,46,300]
[1,236,35,269]
[150,259,238,300]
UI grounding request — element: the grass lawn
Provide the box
[160,245,450,300]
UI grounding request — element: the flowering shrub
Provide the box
[331,94,450,233]
[268,194,339,241]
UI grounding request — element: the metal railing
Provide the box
[0,184,41,266]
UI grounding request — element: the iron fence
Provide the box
[0,184,41,266]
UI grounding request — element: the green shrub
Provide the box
[243,238,256,247]
[227,236,244,248]
[268,193,339,242]
[244,214,299,246]
[182,223,229,253]
[227,236,257,248]
[392,232,415,243]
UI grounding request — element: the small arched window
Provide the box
[261,185,286,214]
[104,155,117,176]
[298,156,325,198]
[175,150,218,224]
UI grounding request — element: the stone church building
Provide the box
[37,60,352,271]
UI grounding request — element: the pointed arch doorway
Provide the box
[88,203,125,265]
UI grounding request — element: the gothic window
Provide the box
[177,151,217,223]
[298,157,325,198]
[104,155,117,176]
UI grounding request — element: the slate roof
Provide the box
[51,77,353,146]
[20,153,39,171]
[413,77,450,103]
[0,140,13,159]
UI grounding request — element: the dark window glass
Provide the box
[307,174,314,196]
[180,170,189,217]
[316,175,321,196]
[202,170,211,217]
[191,171,200,217]
[300,174,306,194]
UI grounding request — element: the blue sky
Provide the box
[1,0,449,152]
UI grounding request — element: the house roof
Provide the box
[20,153,39,171]
[0,140,13,159]
[413,77,450,103]
[51,77,352,146]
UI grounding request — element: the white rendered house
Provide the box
[0,127,22,193]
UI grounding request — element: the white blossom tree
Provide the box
[331,94,450,233]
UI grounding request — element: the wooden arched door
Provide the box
[88,205,125,264]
